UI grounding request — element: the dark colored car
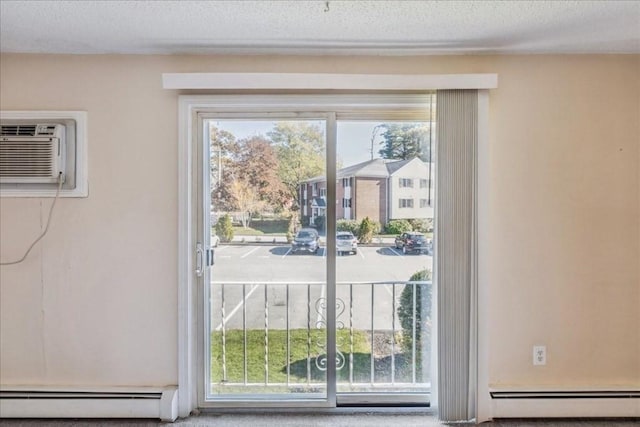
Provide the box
[291,228,320,254]
[394,232,432,254]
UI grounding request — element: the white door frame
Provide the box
[176,86,494,418]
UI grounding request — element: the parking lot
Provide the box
[209,244,432,331]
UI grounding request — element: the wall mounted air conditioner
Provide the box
[0,111,87,198]
[0,123,66,184]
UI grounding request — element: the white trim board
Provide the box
[163,73,498,90]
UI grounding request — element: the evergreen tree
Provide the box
[378,123,433,160]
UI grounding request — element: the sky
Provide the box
[211,119,388,167]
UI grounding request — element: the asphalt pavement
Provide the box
[208,244,432,332]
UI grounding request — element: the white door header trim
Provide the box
[163,73,498,90]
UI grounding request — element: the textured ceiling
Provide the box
[1,0,639,55]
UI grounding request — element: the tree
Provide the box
[235,136,287,211]
[267,122,325,211]
[228,179,265,228]
[210,126,239,211]
[378,123,433,161]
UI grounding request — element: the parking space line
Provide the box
[359,249,365,259]
[388,247,403,257]
[240,247,260,258]
[214,284,260,331]
[282,248,292,258]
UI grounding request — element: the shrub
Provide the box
[357,216,376,243]
[398,269,432,358]
[408,218,434,233]
[215,214,234,243]
[336,219,359,234]
[385,219,413,235]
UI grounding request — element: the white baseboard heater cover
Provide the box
[0,387,178,422]
[490,389,640,418]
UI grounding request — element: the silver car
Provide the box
[336,231,358,255]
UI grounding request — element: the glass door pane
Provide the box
[205,119,328,401]
[335,119,435,401]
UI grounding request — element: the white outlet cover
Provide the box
[533,345,546,365]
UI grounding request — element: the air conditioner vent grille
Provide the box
[0,124,60,137]
[1,125,37,136]
[0,139,60,180]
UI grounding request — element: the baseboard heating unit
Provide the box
[0,386,178,422]
[490,388,640,418]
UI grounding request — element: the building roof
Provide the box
[311,197,326,208]
[303,157,431,183]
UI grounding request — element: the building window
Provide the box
[302,183,307,199]
[420,199,430,208]
[320,188,327,197]
[342,177,352,187]
[312,183,318,196]
[399,198,414,208]
[420,179,429,188]
[342,198,352,208]
[399,178,413,188]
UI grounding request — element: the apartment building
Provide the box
[300,158,434,226]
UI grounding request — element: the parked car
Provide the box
[291,228,320,254]
[336,231,358,255]
[394,232,431,254]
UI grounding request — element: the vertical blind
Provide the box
[435,89,478,422]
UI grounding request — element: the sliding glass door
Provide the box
[195,96,435,407]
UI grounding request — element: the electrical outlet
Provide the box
[533,345,546,365]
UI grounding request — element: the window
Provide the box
[312,182,318,196]
[420,199,430,208]
[399,178,413,188]
[420,179,429,188]
[399,198,414,208]
[320,188,327,197]
[342,177,352,187]
[302,183,308,199]
[342,198,352,208]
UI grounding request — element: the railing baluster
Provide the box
[243,284,247,386]
[349,283,354,388]
[221,284,227,383]
[264,284,269,385]
[370,283,375,385]
[307,283,311,386]
[412,282,417,384]
[286,285,290,388]
[391,282,396,385]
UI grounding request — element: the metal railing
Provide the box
[208,281,432,393]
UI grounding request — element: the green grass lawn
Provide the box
[211,329,420,385]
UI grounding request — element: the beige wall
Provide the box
[1,54,638,392]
